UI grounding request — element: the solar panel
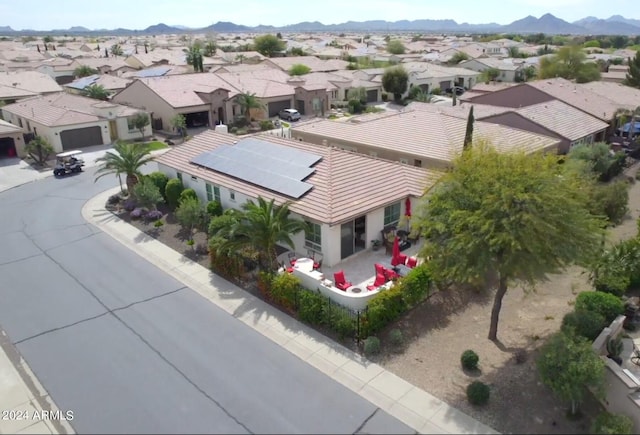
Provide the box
[136,66,172,78]
[190,138,322,199]
[68,75,98,90]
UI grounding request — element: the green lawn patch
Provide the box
[144,141,168,151]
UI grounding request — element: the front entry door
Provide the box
[341,221,354,260]
[109,120,118,142]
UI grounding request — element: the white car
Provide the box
[278,108,301,121]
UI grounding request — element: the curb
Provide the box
[81,187,499,435]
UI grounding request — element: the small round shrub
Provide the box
[591,411,634,434]
[130,208,144,219]
[466,381,490,406]
[259,120,274,131]
[561,309,607,341]
[153,220,164,228]
[107,194,121,205]
[165,178,184,209]
[179,188,197,204]
[206,200,223,217]
[389,329,404,347]
[145,210,163,221]
[575,291,625,324]
[148,172,169,200]
[363,336,381,356]
[461,349,479,370]
[123,198,137,212]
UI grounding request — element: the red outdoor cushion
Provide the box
[406,257,418,268]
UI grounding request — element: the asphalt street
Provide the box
[0,166,415,434]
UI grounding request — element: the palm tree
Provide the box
[236,92,265,122]
[94,142,156,194]
[215,197,308,270]
[110,44,123,57]
[184,43,204,72]
[83,84,110,101]
[74,65,98,78]
[202,41,217,57]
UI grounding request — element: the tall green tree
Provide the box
[176,196,204,240]
[131,112,150,139]
[537,332,605,416]
[236,92,265,122]
[94,142,155,193]
[253,34,285,57]
[417,143,606,341]
[73,65,98,78]
[132,177,163,210]
[184,43,204,72]
[110,44,123,57]
[289,64,311,76]
[625,51,640,89]
[202,40,217,57]
[83,84,110,101]
[447,51,469,65]
[382,66,409,102]
[538,45,601,83]
[213,197,308,270]
[25,136,54,166]
[170,114,187,139]
[463,106,474,150]
[386,40,406,54]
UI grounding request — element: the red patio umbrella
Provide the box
[405,197,411,217]
[391,236,402,266]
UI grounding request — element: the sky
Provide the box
[0,0,638,30]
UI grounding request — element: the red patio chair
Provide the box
[367,273,387,291]
[384,268,400,281]
[333,270,352,291]
[406,257,418,268]
[288,252,297,266]
[397,253,407,265]
[374,263,386,276]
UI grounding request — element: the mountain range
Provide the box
[2,14,640,36]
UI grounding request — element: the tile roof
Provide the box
[0,71,63,94]
[470,82,519,93]
[576,81,640,111]
[155,130,440,225]
[2,92,143,127]
[292,110,561,164]
[267,56,349,72]
[72,57,130,70]
[65,74,131,92]
[133,73,236,108]
[512,100,609,141]
[0,119,23,135]
[216,70,295,98]
[404,101,512,119]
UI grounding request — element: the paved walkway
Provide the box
[81,187,499,435]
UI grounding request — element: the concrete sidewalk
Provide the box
[82,187,499,435]
[0,331,74,434]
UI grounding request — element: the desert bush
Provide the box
[461,349,480,370]
[147,172,169,201]
[591,237,640,295]
[130,208,145,219]
[324,306,356,340]
[133,178,163,211]
[179,188,198,204]
[363,336,381,356]
[270,272,301,311]
[381,92,389,102]
[206,200,223,217]
[259,120,274,131]
[153,220,164,228]
[466,381,490,405]
[165,178,183,209]
[145,210,163,221]
[298,290,326,324]
[389,328,404,347]
[561,310,607,341]
[590,411,633,434]
[575,291,625,323]
[590,181,629,224]
[400,264,432,307]
[229,126,238,134]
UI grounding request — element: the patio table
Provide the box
[379,260,411,277]
[293,257,314,273]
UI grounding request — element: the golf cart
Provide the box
[53,150,85,176]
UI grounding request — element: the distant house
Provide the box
[64,74,132,95]
[458,58,523,83]
[0,119,24,159]
[1,93,151,155]
[155,130,440,267]
[0,71,63,104]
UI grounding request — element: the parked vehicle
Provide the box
[53,150,85,176]
[278,108,301,121]
[445,86,466,96]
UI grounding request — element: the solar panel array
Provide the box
[135,66,172,78]
[190,138,322,199]
[68,75,99,90]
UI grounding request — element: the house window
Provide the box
[414,159,422,167]
[384,202,401,226]
[304,221,322,252]
[18,118,23,128]
[205,183,213,201]
[126,116,137,131]
[229,190,236,201]
[177,172,183,182]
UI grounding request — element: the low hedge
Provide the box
[575,291,625,324]
[366,286,407,336]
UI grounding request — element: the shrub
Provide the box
[400,264,432,307]
[229,126,238,134]
[575,291,625,323]
[145,210,163,221]
[298,290,326,324]
[107,194,121,205]
[461,349,480,370]
[325,306,356,340]
[133,178,163,211]
[179,188,198,204]
[431,87,442,95]
[206,200,223,217]
[381,93,389,102]
[363,336,381,356]
[466,381,490,406]
[561,310,607,341]
[259,120,274,131]
[389,328,404,347]
[123,197,137,211]
[591,411,634,434]
[590,181,629,224]
[130,208,144,219]
[165,178,184,209]
[153,220,164,228]
[365,286,407,335]
[270,272,301,311]
[148,172,169,201]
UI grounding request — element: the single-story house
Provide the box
[64,74,132,95]
[0,118,24,159]
[291,109,562,169]
[70,57,135,76]
[36,57,77,85]
[264,56,350,73]
[458,57,523,83]
[1,92,151,155]
[155,130,441,267]
[0,71,63,104]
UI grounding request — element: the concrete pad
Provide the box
[259,326,295,346]
[282,338,315,361]
[341,359,386,384]
[358,383,397,410]
[420,420,450,434]
[388,402,427,432]
[397,387,446,421]
[16,420,53,434]
[313,345,353,369]
[0,231,42,265]
[356,408,417,434]
[332,367,366,394]
[291,329,330,354]
[305,352,340,376]
[367,371,415,401]
[428,404,499,434]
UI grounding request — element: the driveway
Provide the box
[0,167,414,434]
